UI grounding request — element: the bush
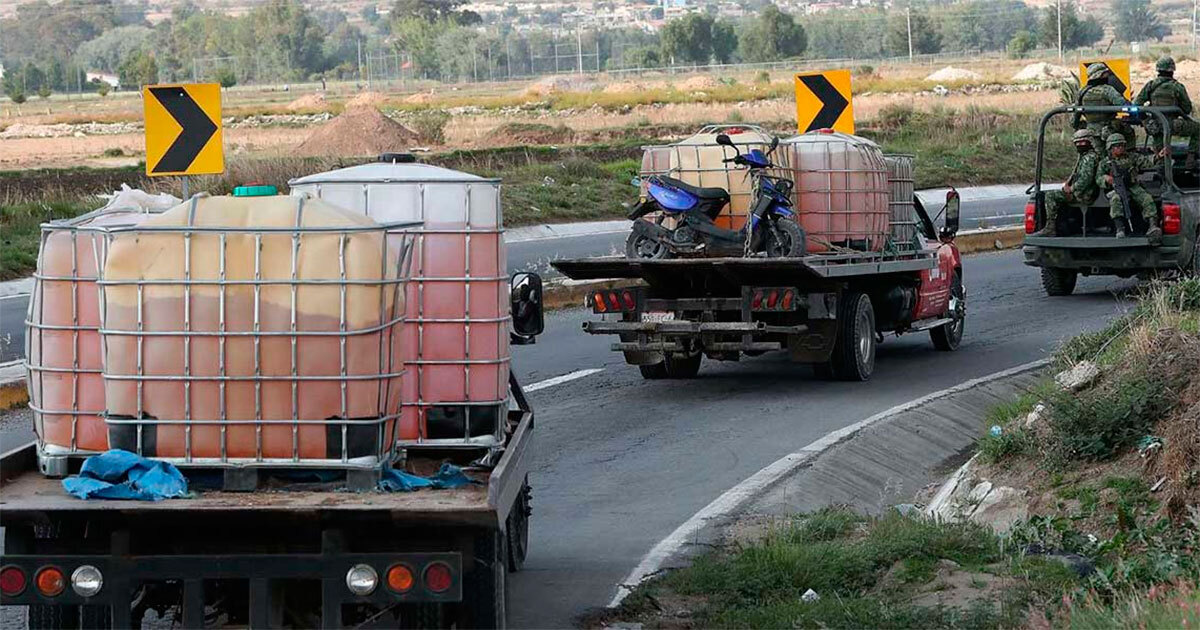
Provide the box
[754,70,770,84]
[103,147,125,157]
[37,85,51,99]
[854,64,875,77]
[9,89,26,104]
[876,102,916,129]
[408,109,451,145]
[1047,369,1172,462]
[215,67,237,89]
[726,109,744,123]
[96,83,110,97]
[1007,31,1037,59]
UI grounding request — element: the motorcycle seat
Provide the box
[659,176,731,201]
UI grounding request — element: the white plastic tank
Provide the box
[777,131,891,253]
[26,197,172,469]
[289,156,509,449]
[885,155,919,251]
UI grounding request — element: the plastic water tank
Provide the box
[778,131,891,253]
[289,158,508,449]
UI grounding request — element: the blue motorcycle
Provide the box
[626,134,806,259]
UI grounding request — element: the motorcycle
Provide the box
[625,133,807,259]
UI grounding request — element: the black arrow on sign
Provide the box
[798,74,849,131]
[1104,63,1127,96]
[149,86,218,173]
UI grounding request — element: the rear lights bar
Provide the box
[589,288,639,314]
[749,287,799,312]
[1163,202,1181,235]
[1025,202,1037,234]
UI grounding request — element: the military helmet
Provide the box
[1087,62,1109,78]
[1157,56,1176,74]
[1106,133,1127,149]
[1072,129,1095,144]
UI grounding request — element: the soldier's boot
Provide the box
[1115,222,1128,238]
[1030,225,1057,237]
[1146,218,1163,242]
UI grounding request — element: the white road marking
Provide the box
[0,293,30,301]
[608,358,1051,607]
[524,368,604,393]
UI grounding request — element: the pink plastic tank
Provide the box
[26,206,162,470]
[96,195,411,467]
[778,131,891,253]
[289,159,508,450]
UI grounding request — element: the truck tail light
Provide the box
[35,567,65,597]
[751,288,797,311]
[1025,202,1037,234]
[1163,202,1181,235]
[0,566,26,596]
[386,564,415,593]
[423,562,453,593]
[590,289,638,314]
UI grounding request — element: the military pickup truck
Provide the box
[1024,105,1200,296]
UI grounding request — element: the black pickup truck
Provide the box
[1024,105,1200,296]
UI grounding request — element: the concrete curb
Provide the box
[955,226,1025,254]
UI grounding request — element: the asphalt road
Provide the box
[506,249,1137,628]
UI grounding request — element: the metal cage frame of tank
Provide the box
[638,126,893,252]
[88,204,420,471]
[288,173,513,455]
[25,205,171,476]
[884,154,920,252]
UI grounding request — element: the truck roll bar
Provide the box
[1034,105,1183,195]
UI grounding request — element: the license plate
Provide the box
[642,311,675,323]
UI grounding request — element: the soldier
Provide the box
[1096,134,1165,240]
[1133,56,1200,170]
[1031,129,1102,237]
[1074,63,1135,147]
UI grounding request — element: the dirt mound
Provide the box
[1012,62,1073,81]
[925,66,982,82]
[677,75,720,91]
[487,122,573,146]
[525,75,596,96]
[346,91,388,108]
[295,107,419,157]
[602,81,645,94]
[1174,59,1200,82]
[403,91,436,104]
[286,93,326,111]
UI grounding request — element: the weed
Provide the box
[754,70,771,84]
[977,427,1036,464]
[406,109,451,145]
[102,147,125,158]
[0,200,93,279]
[1047,370,1173,462]
[1054,315,1133,367]
[725,109,744,123]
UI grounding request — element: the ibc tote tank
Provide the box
[777,131,891,253]
[289,157,509,449]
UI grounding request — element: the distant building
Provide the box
[86,72,120,88]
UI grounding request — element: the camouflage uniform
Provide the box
[1035,129,1102,236]
[1095,134,1159,237]
[1076,63,1136,147]
[1133,57,1200,157]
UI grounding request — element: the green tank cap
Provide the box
[232,184,278,197]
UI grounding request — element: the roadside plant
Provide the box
[408,109,451,145]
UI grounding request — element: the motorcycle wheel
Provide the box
[762,218,807,258]
[625,229,671,259]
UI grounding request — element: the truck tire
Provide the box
[1041,267,1077,296]
[1189,232,1200,277]
[28,605,110,630]
[829,292,876,381]
[763,218,807,258]
[506,477,531,572]
[930,272,965,351]
[463,531,508,629]
[663,353,702,378]
[638,362,668,379]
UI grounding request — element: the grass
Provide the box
[0,200,93,280]
[481,157,639,226]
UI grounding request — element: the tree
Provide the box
[1038,2,1103,50]
[621,45,662,69]
[215,66,237,88]
[118,50,158,88]
[711,19,738,64]
[886,7,940,56]
[1007,30,1037,58]
[805,10,887,59]
[1112,0,1169,43]
[392,0,477,24]
[936,0,1036,53]
[739,5,807,62]
[38,84,51,99]
[660,13,717,64]
[77,25,156,74]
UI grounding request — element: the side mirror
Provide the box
[769,136,780,153]
[510,272,544,344]
[715,133,734,147]
[941,189,961,239]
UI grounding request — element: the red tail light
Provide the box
[0,566,26,596]
[423,562,453,593]
[1024,202,1037,234]
[752,291,763,309]
[592,292,607,313]
[1163,202,1181,235]
[621,290,636,311]
[606,293,621,311]
[781,290,794,310]
[766,290,779,309]
[35,567,65,597]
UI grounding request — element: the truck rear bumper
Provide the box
[1023,238,1184,271]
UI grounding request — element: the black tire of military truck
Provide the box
[1041,267,1078,296]
[931,272,965,351]
[461,530,508,629]
[826,291,876,381]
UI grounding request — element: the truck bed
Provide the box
[553,251,937,289]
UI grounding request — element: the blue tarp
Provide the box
[62,450,189,501]
[379,462,475,492]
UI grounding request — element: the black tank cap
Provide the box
[377,153,417,163]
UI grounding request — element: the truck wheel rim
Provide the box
[857,307,872,363]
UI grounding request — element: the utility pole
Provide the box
[1193,0,1197,50]
[576,29,584,74]
[1057,0,1063,61]
[905,7,913,60]
[506,38,512,79]
[357,39,363,85]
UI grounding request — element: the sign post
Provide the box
[143,82,225,195]
[794,69,855,134]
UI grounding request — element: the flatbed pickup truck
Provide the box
[0,378,532,629]
[1024,105,1200,295]
[552,192,966,381]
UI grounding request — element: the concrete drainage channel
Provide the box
[612,357,1050,604]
